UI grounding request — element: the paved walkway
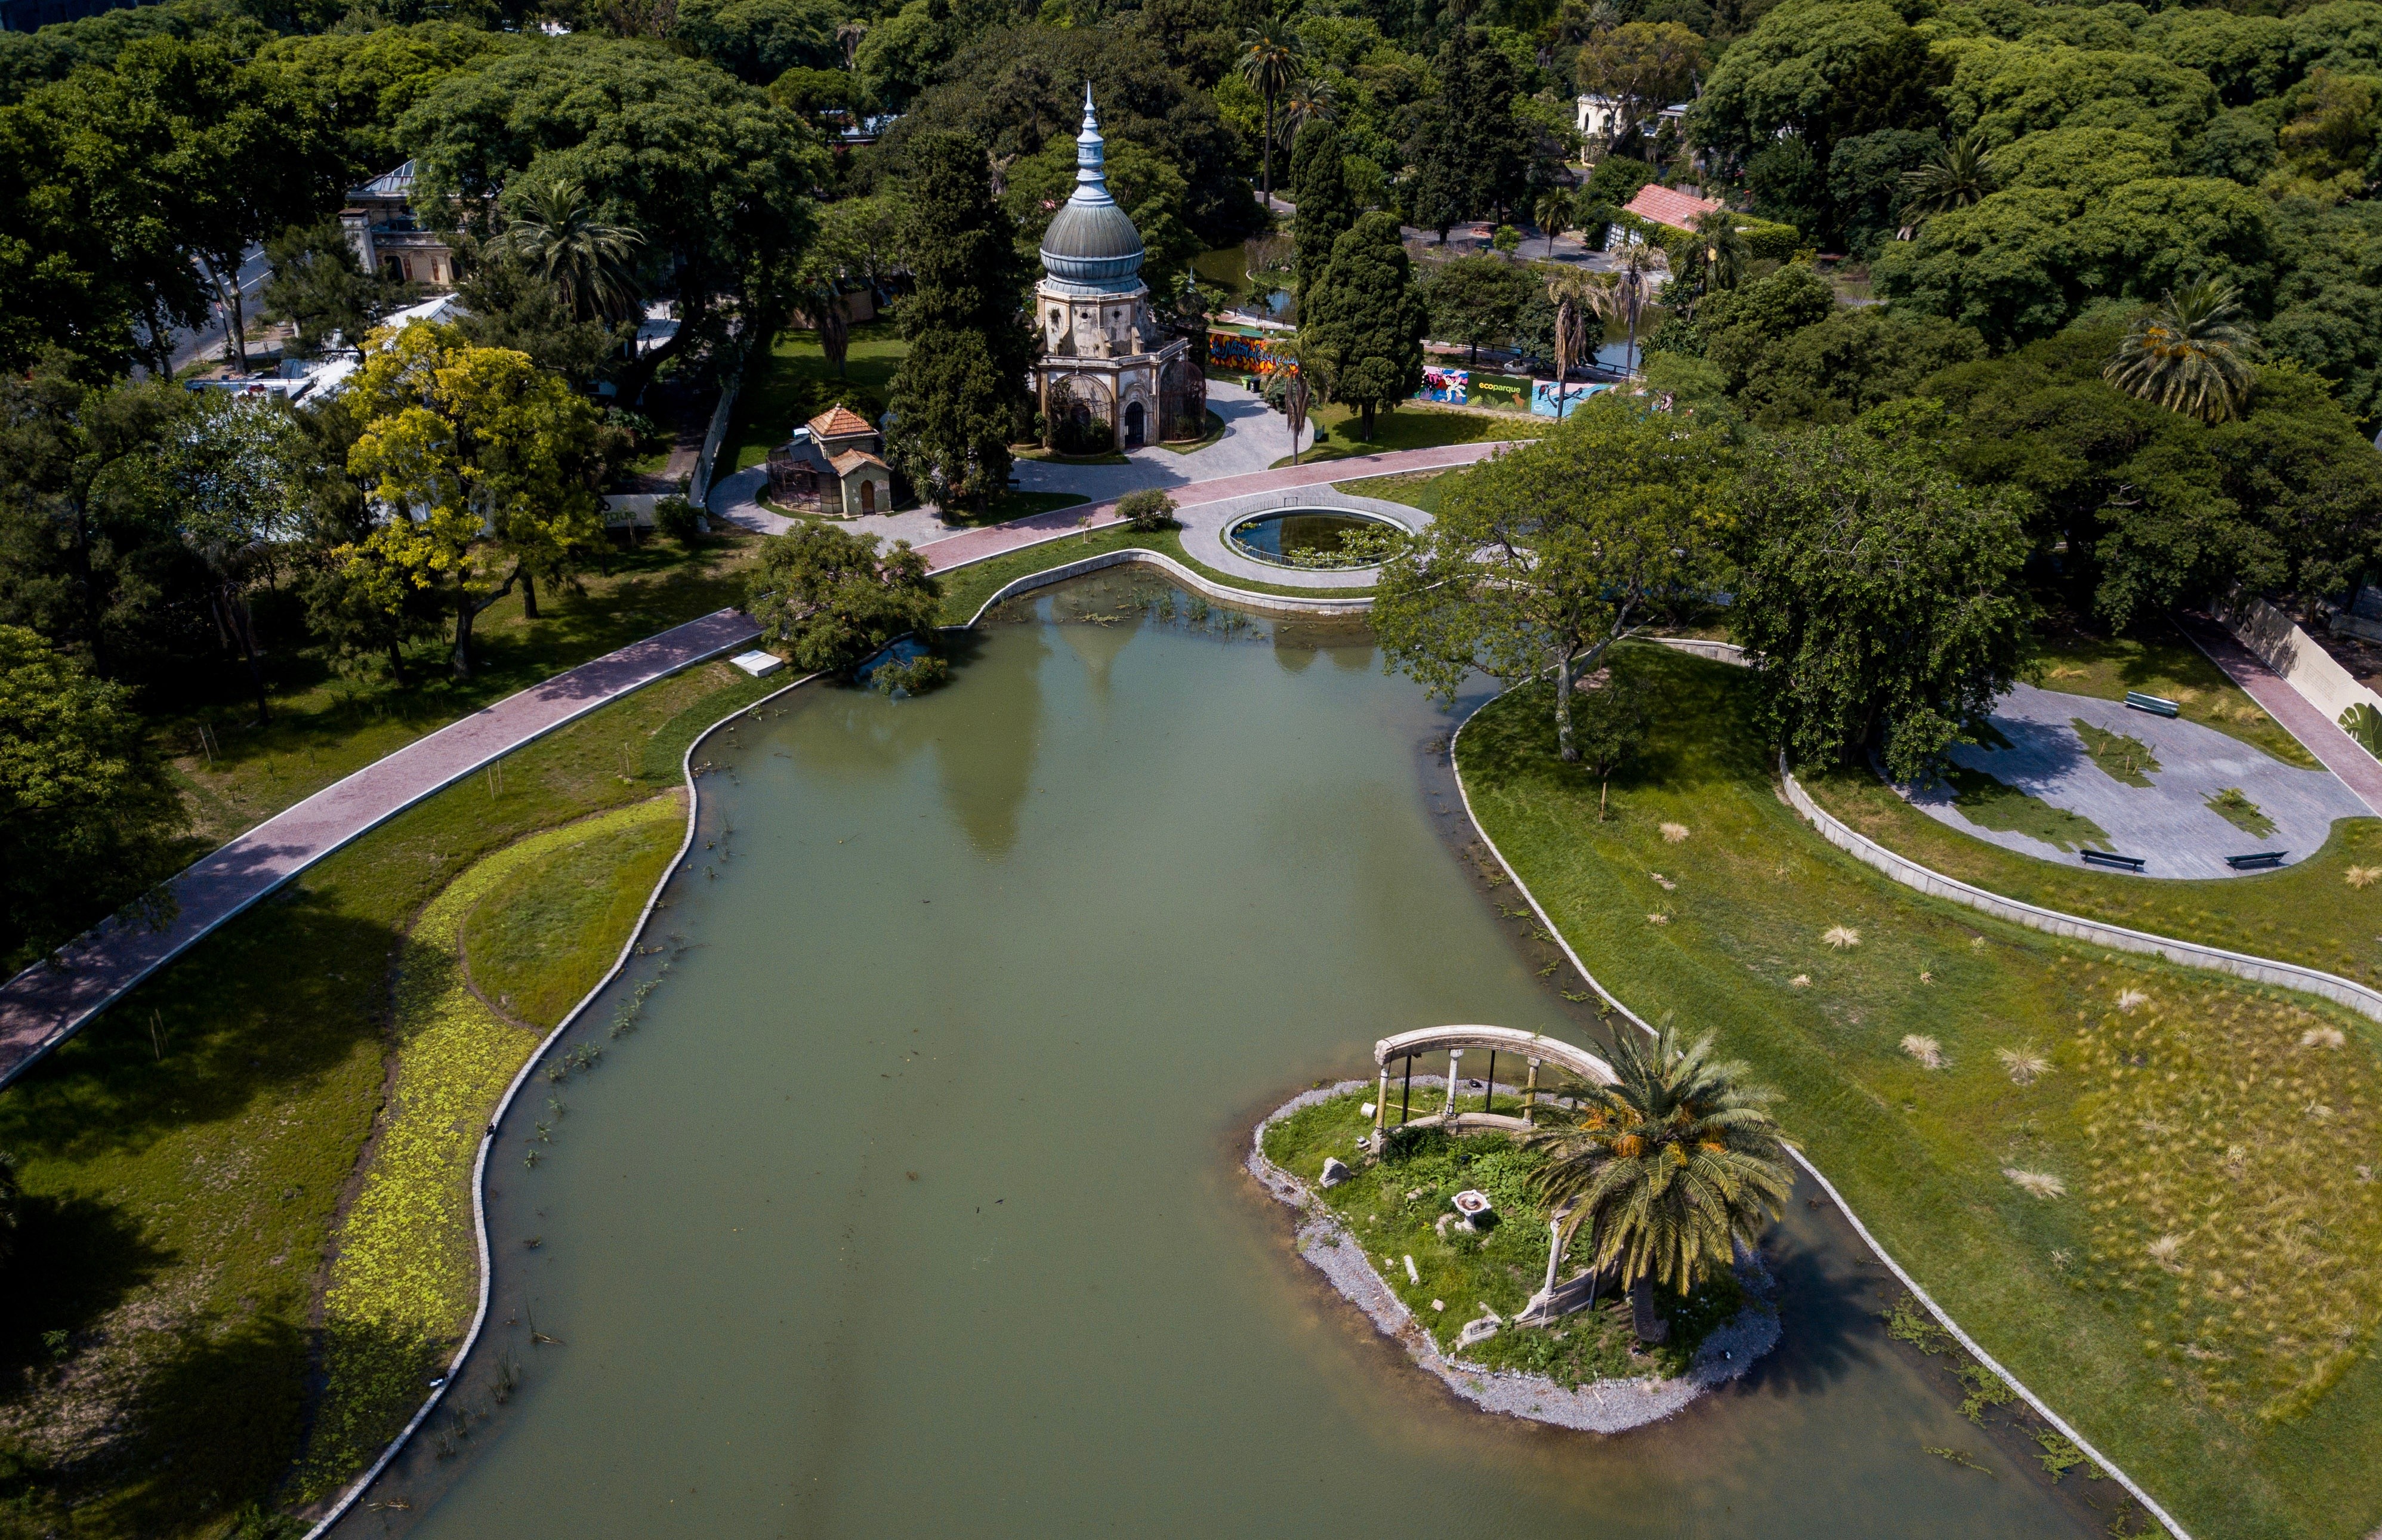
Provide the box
[706,379,1311,541]
[1911,682,2369,878]
[2178,610,2382,820]
[0,442,1511,1091]
[912,439,1508,572]
[0,610,764,1091]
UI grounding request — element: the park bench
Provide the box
[2224,851,2288,870]
[2124,692,2181,717]
[2081,849,2146,872]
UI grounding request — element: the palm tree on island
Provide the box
[1526,1021,1794,1343]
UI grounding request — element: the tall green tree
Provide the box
[260,219,409,357]
[402,35,827,391]
[0,624,187,972]
[1238,24,1301,205]
[164,394,304,726]
[1372,397,1735,761]
[745,523,939,674]
[885,129,1032,510]
[341,323,609,675]
[1289,120,1356,304]
[1299,212,1425,440]
[1421,255,1533,365]
[0,365,186,675]
[1730,418,2031,782]
[1526,1021,1793,1343]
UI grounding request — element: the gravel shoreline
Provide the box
[1249,1080,1781,1434]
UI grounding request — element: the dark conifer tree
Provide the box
[1301,211,1425,440]
[885,130,1033,509]
[1290,121,1357,305]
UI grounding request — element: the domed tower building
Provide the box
[1033,87,1202,449]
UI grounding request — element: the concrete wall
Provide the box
[2217,594,2382,740]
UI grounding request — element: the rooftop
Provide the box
[1623,184,1726,233]
[807,404,876,440]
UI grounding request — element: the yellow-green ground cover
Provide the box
[1334,467,1458,516]
[0,660,779,1539]
[1458,644,2382,1540]
[300,796,682,1489]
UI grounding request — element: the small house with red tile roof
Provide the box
[1621,184,1726,234]
[765,403,894,517]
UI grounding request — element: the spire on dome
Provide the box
[1071,83,1115,208]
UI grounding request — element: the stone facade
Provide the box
[766,405,895,517]
[1030,89,1202,450]
[340,162,461,288]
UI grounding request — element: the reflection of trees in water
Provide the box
[1053,590,1145,700]
[930,628,1048,856]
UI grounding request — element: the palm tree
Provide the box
[1533,187,1574,260]
[1262,338,1316,465]
[2103,278,2263,423]
[1526,1021,1794,1342]
[499,177,646,325]
[1281,74,1337,152]
[1899,131,1995,233]
[1612,235,1667,379]
[1674,208,1748,313]
[1545,267,1614,413]
[1239,28,1304,208]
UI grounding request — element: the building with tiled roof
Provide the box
[767,403,894,517]
[1621,184,1726,234]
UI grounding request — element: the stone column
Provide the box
[1523,1057,1540,1127]
[1443,1048,1463,1119]
[1543,1220,1564,1299]
[1374,1069,1389,1141]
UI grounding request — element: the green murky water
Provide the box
[347,572,2105,1539]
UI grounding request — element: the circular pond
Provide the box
[1226,507,1406,569]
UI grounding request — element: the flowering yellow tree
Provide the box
[343,322,607,677]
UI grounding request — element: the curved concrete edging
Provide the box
[1445,672,2193,1540]
[961,545,1377,624]
[1778,769,2382,1025]
[301,671,825,1539]
[1647,640,2382,1025]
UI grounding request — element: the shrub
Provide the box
[1738,219,1801,263]
[1118,490,1179,531]
[652,495,702,547]
[872,652,950,696]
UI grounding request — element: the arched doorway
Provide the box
[859,479,876,514]
[1124,399,1146,449]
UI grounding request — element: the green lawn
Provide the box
[1804,764,2382,989]
[1262,1090,1738,1383]
[1271,402,1545,468]
[0,660,782,1538]
[160,533,759,854]
[301,794,683,1493]
[726,322,906,475]
[1334,468,1460,516]
[1459,643,2382,1540]
[2035,623,2317,769]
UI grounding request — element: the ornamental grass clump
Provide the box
[2068,962,2382,1421]
[1823,925,1861,949]
[2004,1168,2066,1199]
[1901,1034,1945,1069]
[1997,1045,2052,1085]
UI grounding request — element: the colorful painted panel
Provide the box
[1531,380,1615,418]
[1417,367,1469,405]
[1207,331,1292,377]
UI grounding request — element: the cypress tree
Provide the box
[1301,211,1424,440]
[1290,122,1356,305]
[886,129,1032,509]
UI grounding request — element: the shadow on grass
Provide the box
[0,888,398,1165]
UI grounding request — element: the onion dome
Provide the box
[1038,85,1145,291]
